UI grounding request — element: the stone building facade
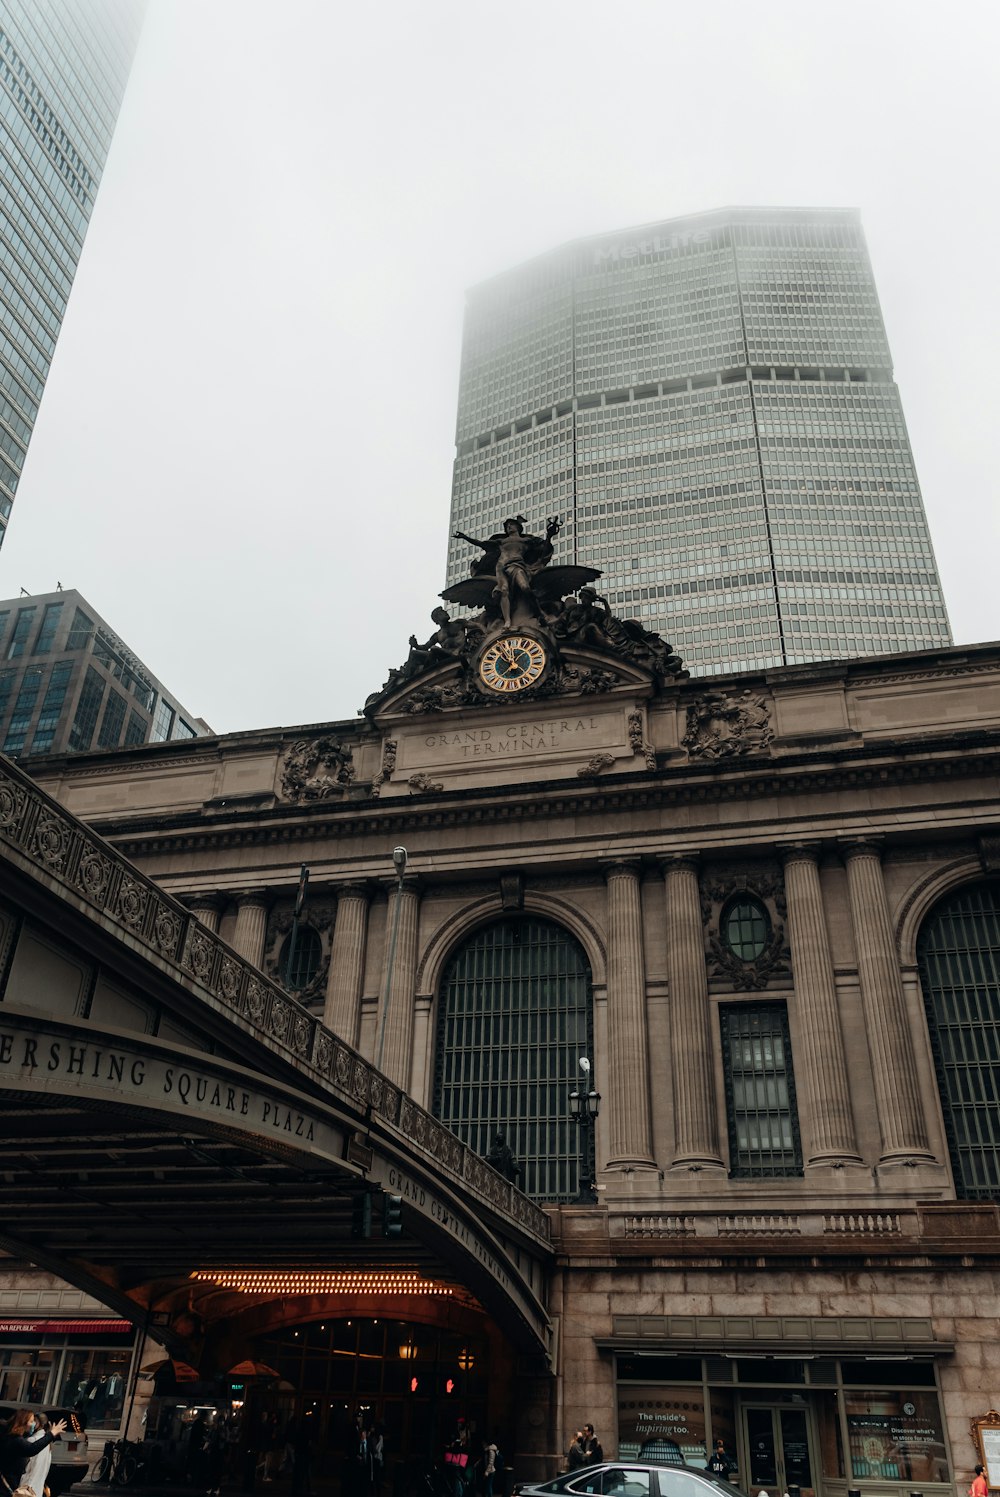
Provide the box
[20,637,1000,1494]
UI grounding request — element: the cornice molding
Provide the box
[94,739,1000,860]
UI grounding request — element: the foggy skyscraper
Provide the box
[0,0,144,545]
[447,208,951,675]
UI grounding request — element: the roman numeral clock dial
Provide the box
[478,635,547,693]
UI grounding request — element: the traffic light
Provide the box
[382,1193,403,1238]
[351,1191,372,1239]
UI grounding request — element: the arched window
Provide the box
[916,879,1000,1199]
[280,926,322,991]
[433,918,593,1201]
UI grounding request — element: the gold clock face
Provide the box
[479,634,547,693]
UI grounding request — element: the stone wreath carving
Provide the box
[262,905,333,1005]
[280,736,355,802]
[683,690,774,759]
[628,709,657,770]
[700,864,790,990]
[577,752,616,779]
[370,739,397,798]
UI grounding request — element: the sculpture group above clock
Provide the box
[362,513,687,718]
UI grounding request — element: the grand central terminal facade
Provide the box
[2,530,999,1496]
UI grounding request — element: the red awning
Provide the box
[0,1319,134,1334]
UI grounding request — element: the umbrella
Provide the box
[227,1360,279,1379]
[138,1357,200,1382]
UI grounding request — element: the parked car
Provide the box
[513,1464,750,1497]
[0,1406,90,1497]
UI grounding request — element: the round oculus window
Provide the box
[721,897,770,961]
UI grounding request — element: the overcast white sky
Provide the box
[1,0,998,735]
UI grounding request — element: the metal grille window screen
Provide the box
[433,918,593,1201]
[917,880,1000,1199]
[281,927,322,991]
[721,1003,802,1177]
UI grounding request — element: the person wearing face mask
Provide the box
[0,1411,67,1497]
[22,1414,55,1497]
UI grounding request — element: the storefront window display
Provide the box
[59,1349,132,1426]
[0,1326,136,1431]
[616,1356,952,1492]
[617,1386,710,1464]
[845,1391,949,1483]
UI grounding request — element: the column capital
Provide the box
[379,874,421,896]
[600,857,642,881]
[781,841,824,867]
[335,881,372,901]
[235,888,269,909]
[657,852,700,876]
[839,836,885,861]
[184,892,223,914]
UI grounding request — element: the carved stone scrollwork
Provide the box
[0,779,26,831]
[280,736,355,803]
[700,862,791,990]
[683,689,774,759]
[34,815,71,869]
[77,847,113,906]
[408,772,443,794]
[370,739,397,798]
[628,709,657,770]
[577,752,616,779]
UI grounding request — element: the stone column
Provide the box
[661,855,723,1169]
[602,860,655,1169]
[782,845,861,1165]
[187,897,221,933]
[375,876,420,1092]
[843,841,933,1162]
[323,883,370,1044]
[231,890,268,967]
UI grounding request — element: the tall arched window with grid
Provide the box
[433,918,593,1201]
[916,879,1000,1199]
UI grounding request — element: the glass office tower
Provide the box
[447,208,952,675]
[0,0,144,546]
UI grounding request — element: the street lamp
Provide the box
[568,1056,601,1203]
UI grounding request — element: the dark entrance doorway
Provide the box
[256,1319,490,1477]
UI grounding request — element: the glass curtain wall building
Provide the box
[447,208,952,675]
[0,0,144,545]
[0,587,209,759]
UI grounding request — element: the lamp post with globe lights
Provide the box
[569,1056,601,1203]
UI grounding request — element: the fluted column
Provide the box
[323,883,370,1043]
[187,897,221,933]
[602,859,655,1168]
[843,841,933,1162]
[376,876,420,1092]
[661,855,723,1169]
[782,845,861,1165]
[231,890,268,966]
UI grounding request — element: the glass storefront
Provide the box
[616,1356,952,1495]
[0,1322,136,1430]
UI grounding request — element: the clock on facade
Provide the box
[478,635,547,693]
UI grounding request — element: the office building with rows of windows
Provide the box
[0,587,208,758]
[447,207,952,675]
[0,0,144,545]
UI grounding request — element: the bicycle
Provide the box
[88,1438,148,1487]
